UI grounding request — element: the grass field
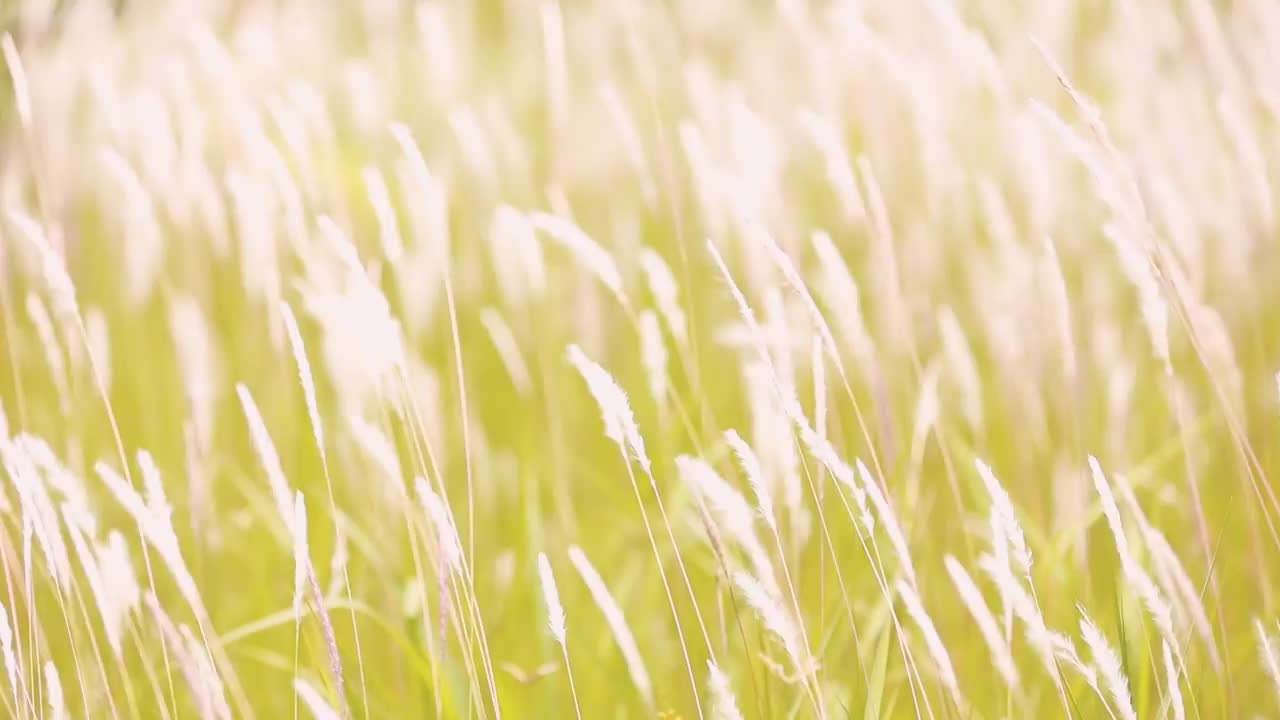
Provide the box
[3,0,1280,718]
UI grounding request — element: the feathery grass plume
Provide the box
[796,109,864,223]
[857,460,916,586]
[943,555,1018,687]
[977,554,1064,693]
[638,310,668,412]
[170,296,219,455]
[7,209,77,319]
[99,148,165,306]
[565,344,650,474]
[1162,640,1184,720]
[708,234,869,542]
[538,552,566,645]
[754,228,840,369]
[1030,66,1171,374]
[1042,237,1077,379]
[723,429,776,533]
[539,552,581,720]
[706,236,769,366]
[744,361,801,525]
[896,580,962,707]
[1045,629,1101,698]
[224,168,283,330]
[1113,474,1220,668]
[1,34,31,130]
[96,458,200,616]
[388,124,448,257]
[1078,607,1136,720]
[907,364,940,479]
[973,459,1032,578]
[99,530,139,650]
[0,601,22,712]
[17,433,87,510]
[414,477,463,572]
[83,307,111,391]
[387,124,452,338]
[348,416,404,500]
[281,302,326,464]
[1188,302,1244,413]
[530,213,625,305]
[760,288,797,393]
[294,677,343,720]
[639,248,687,346]
[479,308,533,396]
[26,293,70,415]
[706,660,744,720]
[415,3,460,98]
[1216,93,1273,232]
[360,165,404,263]
[61,502,123,658]
[44,661,65,720]
[305,216,405,408]
[235,383,295,534]
[541,1,568,133]
[145,593,231,720]
[288,249,369,719]
[676,455,777,594]
[1086,457,1181,669]
[600,86,656,205]
[2,436,72,590]
[733,570,806,675]
[447,105,497,185]
[489,205,546,306]
[677,120,724,237]
[810,231,872,363]
[937,307,983,433]
[567,545,653,708]
[1258,618,1280,709]
[304,573,349,720]
[787,402,876,538]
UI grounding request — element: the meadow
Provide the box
[2,0,1280,717]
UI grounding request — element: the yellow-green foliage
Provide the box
[2,1,1280,718]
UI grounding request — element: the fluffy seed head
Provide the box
[566,344,649,473]
[639,248,687,344]
[530,212,624,302]
[974,458,1032,577]
[568,545,652,707]
[236,383,295,534]
[638,310,668,410]
[723,429,776,532]
[707,660,745,720]
[944,555,1018,687]
[44,662,65,720]
[538,552,566,645]
[1078,607,1136,720]
[733,570,805,673]
[859,460,916,586]
[897,580,962,706]
[281,302,326,464]
[415,477,463,572]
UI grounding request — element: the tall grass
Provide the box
[2,0,1280,717]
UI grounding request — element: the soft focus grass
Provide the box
[3,1,1280,718]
